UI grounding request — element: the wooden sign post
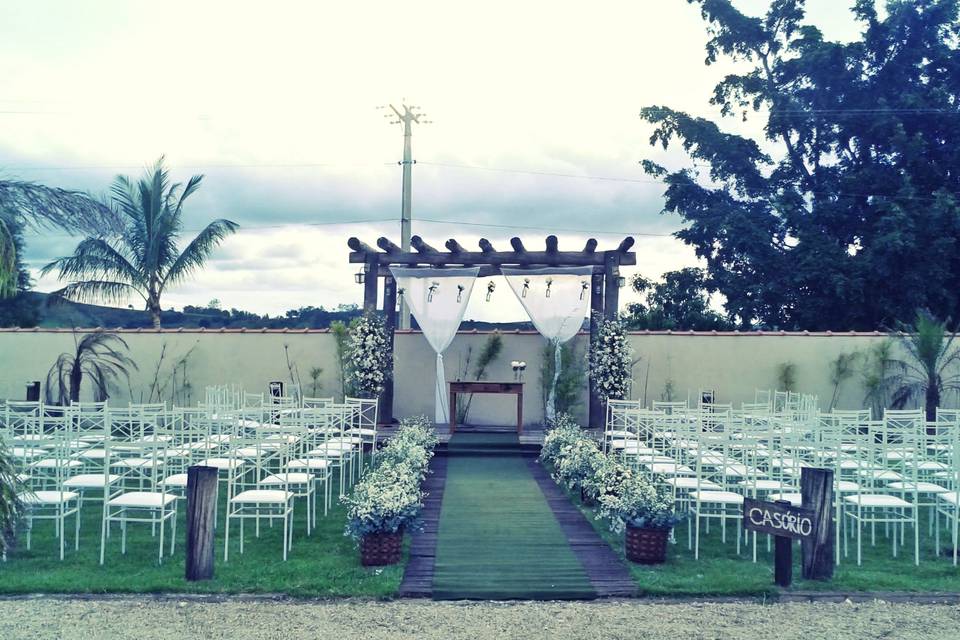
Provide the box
[743,467,836,587]
[800,467,835,581]
[743,498,815,587]
[185,465,218,582]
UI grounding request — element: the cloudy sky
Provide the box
[1,0,862,321]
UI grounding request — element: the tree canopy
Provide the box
[642,0,960,330]
[625,267,734,330]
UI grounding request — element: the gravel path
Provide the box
[2,598,959,639]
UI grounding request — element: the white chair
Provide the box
[100,419,179,564]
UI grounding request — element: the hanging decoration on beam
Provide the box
[389,266,481,424]
[486,281,496,302]
[502,266,594,422]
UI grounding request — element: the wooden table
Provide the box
[449,381,524,434]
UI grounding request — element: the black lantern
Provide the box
[354,270,365,285]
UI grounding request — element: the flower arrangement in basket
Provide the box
[588,315,633,403]
[342,416,437,566]
[347,313,392,399]
[596,472,684,565]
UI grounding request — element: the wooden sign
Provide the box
[743,498,816,540]
[740,467,836,588]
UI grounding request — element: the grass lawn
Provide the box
[0,474,404,597]
[552,468,960,596]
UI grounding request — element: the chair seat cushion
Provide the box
[260,473,314,485]
[161,473,189,487]
[30,458,83,469]
[643,462,695,475]
[664,477,720,491]
[888,481,949,493]
[230,489,294,503]
[108,491,178,508]
[691,490,744,504]
[22,490,78,504]
[287,458,331,470]
[843,494,913,508]
[198,457,244,470]
[64,473,121,488]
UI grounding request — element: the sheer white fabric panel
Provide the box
[502,266,593,421]
[390,267,481,424]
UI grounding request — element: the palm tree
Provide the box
[45,330,137,405]
[0,180,119,298]
[888,310,960,421]
[41,158,238,328]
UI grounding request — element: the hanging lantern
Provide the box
[397,287,405,301]
[427,281,439,302]
[486,281,496,302]
[521,278,530,298]
[456,284,465,303]
[354,270,365,285]
[580,281,589,300]
[545,277,553,298]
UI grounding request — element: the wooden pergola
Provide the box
[347,234,637,427]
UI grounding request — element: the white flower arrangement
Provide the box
[588,315,633,403]
[541,412,684,534]
[347,313,392,399]
[596,472,682,533]
[342,417,437,541]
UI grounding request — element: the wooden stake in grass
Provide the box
[185,465,218,582]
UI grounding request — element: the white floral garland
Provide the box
[589,315,633,403]
[347,313,392,399]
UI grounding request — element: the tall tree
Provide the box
[625,267,734,330]
[43,158,238,328]
[642,0,960,330]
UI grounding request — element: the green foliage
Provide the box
[828,351,860,410]
[862,339,896,419]
[308,366,324,397]
[626,268,733,331]
[641,1,960,330]
[0,439,24,558]
[540,341,587,416]
[0,179,118,301]
[45,330,137,405]
[776,361,797,392]
[41,157,238,328]
[887,310,960,420]
[456,332,503,424]
[330,319,357,400]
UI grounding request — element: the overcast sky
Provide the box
[1,0,862,321]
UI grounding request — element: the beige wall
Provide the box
[0,330,952,424]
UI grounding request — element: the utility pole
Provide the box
[382,103,429,329]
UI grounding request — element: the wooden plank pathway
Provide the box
[398,456,448,598]
[526,459,637,598]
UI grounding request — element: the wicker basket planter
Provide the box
[625,524,670,564]
[360,530,403,566]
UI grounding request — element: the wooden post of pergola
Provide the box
[347,235,636,428]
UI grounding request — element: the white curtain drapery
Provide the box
[390,266,480,424]
[502,266,593,422]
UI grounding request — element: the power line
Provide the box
[417,160,662,185]
[1,161,389,172]
[415,217,674,237]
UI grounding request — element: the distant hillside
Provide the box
[0,292,539,331]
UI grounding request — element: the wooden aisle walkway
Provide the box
[398,456,448,598]
[526,459,637,598]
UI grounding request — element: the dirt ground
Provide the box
[2,597,959,640]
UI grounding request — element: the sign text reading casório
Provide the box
[742,498,816,540]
